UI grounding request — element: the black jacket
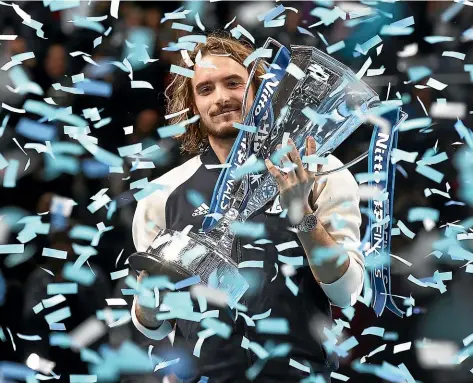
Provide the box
[131,145,363,382]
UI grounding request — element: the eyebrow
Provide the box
[195,74,245,90]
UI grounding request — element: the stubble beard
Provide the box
[202,115,241,140]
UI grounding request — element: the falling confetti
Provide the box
[0,1,472,382]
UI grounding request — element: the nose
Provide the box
[214,84,232,107]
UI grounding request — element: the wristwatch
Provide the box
[292,212,318,232]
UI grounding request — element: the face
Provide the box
[191,55,255,140]
[45,44,66,79]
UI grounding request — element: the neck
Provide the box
[208,136,236,164]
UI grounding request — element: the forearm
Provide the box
[131,296,175,341]
[296,204,350,284]
[133,296,162,329]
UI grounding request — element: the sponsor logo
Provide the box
[192,203,210,217]
[254,79,279,116]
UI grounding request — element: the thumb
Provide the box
[137,270,148,284]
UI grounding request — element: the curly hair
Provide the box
[164,30,266,155]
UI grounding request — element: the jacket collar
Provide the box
[200,145,222,172]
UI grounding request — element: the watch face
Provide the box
[306,214,317,230]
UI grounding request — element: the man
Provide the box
[131,32,364,382]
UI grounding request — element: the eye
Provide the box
[199,86,211,95]
[228,80,241,88]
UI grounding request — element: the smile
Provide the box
[216,109,239,116]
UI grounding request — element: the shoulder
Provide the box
[137,155,202,210]
[314,154,359,209]
[322,154,358,190]
[152,154,202,188]
[132,155,202,250]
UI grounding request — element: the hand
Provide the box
[134,271,162,329]
[265,136,318,225]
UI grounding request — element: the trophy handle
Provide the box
[312,108,409,176]
[241,37,286,120]
[313,150,369,177]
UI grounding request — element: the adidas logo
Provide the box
[192,203,210,217]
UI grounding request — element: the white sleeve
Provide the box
[319,254,364,307]
[314,155,365,307]
[132,189,166,252]
[131,189,167,338]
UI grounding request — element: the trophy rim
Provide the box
[127,251,194,282]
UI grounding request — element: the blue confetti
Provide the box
[63,263,96,286]
[186,189,206,208]
[42,247,68,259]
[407,66,431,83]
[415,164,444,183]
[201,318,232,339]
[285,276,299,296]
[69,375,98,383]
[238,260,264,268]
[231,221,266,238]
[0,244,24,254]
[3,159,19,188]
[326,40,345,55]
[0,270,5,307]
[407,207,440,222]
[441,2,464,22]
[47,283,78,295]
[45,306,71,325]
[75,80,112,97]
[256,318,289,334]
[362,326,385,337]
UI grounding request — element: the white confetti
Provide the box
[195,13,205,31]
[165,108,190,120]
[180,50,194,67]
[224,16,237,30]
[356,56,372,79]
[285,63,306,80]
[426,77,448,91]
[430,102,466,119]
[275,241,299,252]
[105,298,127,306]
[1,103,25,114]
[393,341,412,354]
[0,35,18,40]
[190,284,229,308]
[442,51,466,60]
[69,317,107,350]
[131,81,154,89]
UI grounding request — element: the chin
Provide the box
[207,124,239,140]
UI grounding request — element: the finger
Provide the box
[281,153,297,183]
[306,136,318,178]
[137,270,148,284]
[288,138,306,181]
[277,143,296,182]
[306,136,317,156]
[265,158,287,188]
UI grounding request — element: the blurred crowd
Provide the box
[1,1,473,382]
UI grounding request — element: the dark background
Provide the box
[0,1,472,383]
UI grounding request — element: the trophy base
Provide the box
[128,252,191,284]
[126,229,250,308]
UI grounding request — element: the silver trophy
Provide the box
[237,42,379,220]
[128,40,379,308]
[128,207,248,308]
